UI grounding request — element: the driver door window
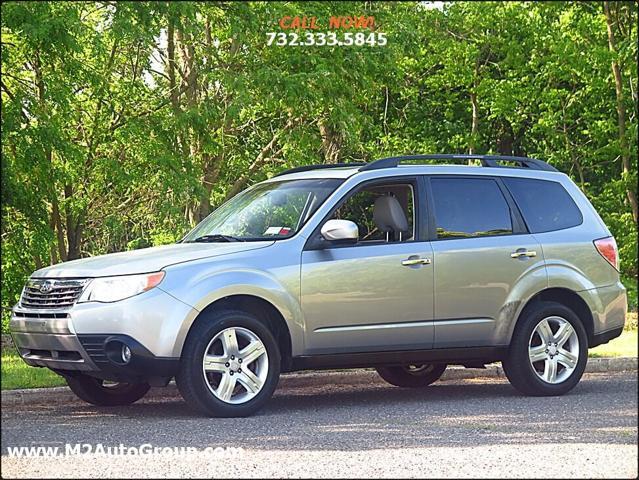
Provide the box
[331,184,415,243]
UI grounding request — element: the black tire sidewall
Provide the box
[506,301,588,396]
[65,375,150,406]
[376,363,447,388]
[177,310,281,417]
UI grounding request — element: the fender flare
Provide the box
[167,269,304,358]
[501,262,597,344]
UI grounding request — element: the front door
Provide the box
[301,179,434,355]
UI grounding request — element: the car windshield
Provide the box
[182,178,343,242]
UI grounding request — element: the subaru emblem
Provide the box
[39,281,54,294]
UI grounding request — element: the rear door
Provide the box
[427,175,545,348]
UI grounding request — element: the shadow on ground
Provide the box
[1,372,637,452]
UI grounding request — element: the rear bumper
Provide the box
[589,326,624,348]
[577,281,627,346]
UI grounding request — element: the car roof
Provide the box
[265,155,564,183]
[265,167,360,181]
[267,164,566,182]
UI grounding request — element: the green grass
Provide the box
[624,311,638,331]
[1,350,66,390]
[621,275,637,312]
[589,329,638,358]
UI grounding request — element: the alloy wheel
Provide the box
[528,316,579,384]
[201,327,269,404]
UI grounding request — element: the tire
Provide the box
[65,374,150,406]
[376,363,447,388]
[176,309,281,417]
[502,301,588,396]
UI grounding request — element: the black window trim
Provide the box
[500,176,584,234]
[424,174,529,242]
[303,175,426,251]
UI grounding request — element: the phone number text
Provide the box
[266,32,387,47]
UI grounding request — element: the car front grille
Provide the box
[20,279,89,309]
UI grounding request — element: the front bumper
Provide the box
[10,288,195,381]
[10,311,96,372]
[10,319,179,381]
[75,334,179,382]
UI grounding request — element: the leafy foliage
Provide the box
[1,2,637,330]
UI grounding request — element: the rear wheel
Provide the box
[65,374,150,406]
[502,301,588,396]
[376,363,447,388]
[176,309,280,417]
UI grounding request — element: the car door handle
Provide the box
[511,249,537,258]
[401,257,431,266]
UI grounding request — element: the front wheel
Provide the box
[502,301,588,396]
[65,374,150,406]
[176,309,281,417]
[376,363,447,388]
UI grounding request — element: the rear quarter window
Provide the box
[503,178,583,233]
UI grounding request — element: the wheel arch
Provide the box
[180,294,295,372]
[511,288,594,345]
[164,267,305,362]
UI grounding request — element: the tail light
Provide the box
[594,236,619,271]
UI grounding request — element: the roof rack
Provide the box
[274,162,365,177]
[274,154,558,178]
[359,154,558,172]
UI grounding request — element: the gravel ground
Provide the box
[1,371,637,478]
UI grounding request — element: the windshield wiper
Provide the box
[189,234,244,243]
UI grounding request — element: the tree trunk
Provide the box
[562,116,585,189]
[469,62,480,155]
[64,184,82,260]
[604,1,638,224]
[50,194,67,262]
[496,120,514,156]
[49,210,59,265]
[177,29,198,107]
[176,27,210,226]
[34,51,68,263]
[167,19,180,112]
[318,117,341,164]
[469,91,480,155]
[194,154,221,223]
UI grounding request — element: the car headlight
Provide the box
[81,272,165,303]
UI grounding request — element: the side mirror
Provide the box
[320,219,359,244]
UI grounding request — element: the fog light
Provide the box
[121,345,132,364]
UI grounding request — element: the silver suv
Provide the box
[10,155,627,417]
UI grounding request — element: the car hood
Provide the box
[31,242,275,278]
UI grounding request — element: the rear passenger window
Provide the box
[503,178,583,233]
[431,178,513,239]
